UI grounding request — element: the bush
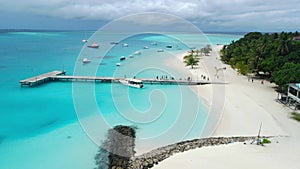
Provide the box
[291,112,300,122]
[262,138,271,144]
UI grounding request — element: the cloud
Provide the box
[0,0,299,31]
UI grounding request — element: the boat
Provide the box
[157,49,164,52]
[120,56,126,61]
[166,45,172,48]
[134,51,141,55]
[82,39,88,43]
[87,42,99,48]
[119,78,143,88]
[116,63,121,66]
[143,46,149,49]
[122,43,129,47]
[82,58,91,63]
[150,42,157,45]
[110,42,119,44]
[129,55,134,58]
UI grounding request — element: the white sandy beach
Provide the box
[153,46,300,169]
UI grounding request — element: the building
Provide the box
[292,36,300,41]
[287,83,300,109]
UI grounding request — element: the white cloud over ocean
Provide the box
[0,0,299,31]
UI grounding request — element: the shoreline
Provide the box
[151,46,300,169]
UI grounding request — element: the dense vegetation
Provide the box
[221,32,300,86]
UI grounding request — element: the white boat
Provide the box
[134,51,141,55]
[87,42,99,48]
[82,58,91,63]
[129,55,134,58]
[150,42,157,45]
[82,39,88,43]
[119,78,144,88]
[122,43,129,47]
[116,63,121,66]
[143,46,149,49]
[120,56,126,61]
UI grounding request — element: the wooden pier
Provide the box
[20,70,66,87]
[19,70,220,87]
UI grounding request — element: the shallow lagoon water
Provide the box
[0,30,242,169]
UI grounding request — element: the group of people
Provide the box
[248,77,264,84]
[156,75,175,81]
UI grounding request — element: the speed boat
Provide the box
[120,56,126,61]
[134,51,141,55]
[87,42,99,48]
[82,58,91,63]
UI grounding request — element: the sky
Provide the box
[0,0,299,32]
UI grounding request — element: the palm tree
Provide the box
[188,49,195,56]
[277,39,291,56]
[184,54,199,69]
[202,47,210,56]
[206,44,212,52]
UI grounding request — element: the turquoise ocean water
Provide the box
[0,30,242,169]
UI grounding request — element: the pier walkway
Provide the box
[19,70,66,87]
[19,70,222,87]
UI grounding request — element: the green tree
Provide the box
[183,54,199,69]
[270,63,300,86]
[220,31,300,86]
[277,39,291,56]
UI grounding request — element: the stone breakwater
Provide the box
[128,136,265,169]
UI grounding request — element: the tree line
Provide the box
[220,31,300,86]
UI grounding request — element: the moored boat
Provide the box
[87,42,99,48]
[82,58,91,63]
[119,78,143,88]
[122,43,129,47]
[134,51,141,55]
[120,56,126,61]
